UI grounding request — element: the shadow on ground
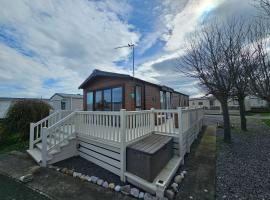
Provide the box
[176,126,216,200]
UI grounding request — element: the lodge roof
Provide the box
[50,93,83,99]
[79,69,188,96]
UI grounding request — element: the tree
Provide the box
[221,20,253,131]
[256,0,270,18]
[180,21,234,142]
[249,1,270,104]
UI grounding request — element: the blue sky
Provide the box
[0,0,256,98]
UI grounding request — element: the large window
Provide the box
[87,91,93,111]
[160,91,166,109]
[104,89,112,111]
[166,92,171,109]
[135,86,142,110]
[95,90,103,111]
[112,87,122,111]
[87,86,122,111]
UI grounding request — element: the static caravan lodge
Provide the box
[79,69,189,111]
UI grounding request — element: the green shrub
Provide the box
[262,119,270,127]
[2,100,51,141]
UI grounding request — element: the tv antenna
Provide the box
[115,43,135,77]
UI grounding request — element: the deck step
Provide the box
[35,143,60,155]
[125,155,182,195]
[26,148,52,163]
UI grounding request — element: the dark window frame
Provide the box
[134,84,143,110]
[86,91,94,111]
[85,84,124,111]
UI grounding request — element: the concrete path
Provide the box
[176,126,216,200]
[0,151,134,200]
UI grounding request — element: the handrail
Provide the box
[33,110,60,126]
[29,110,73,149]
[46,111,76,131]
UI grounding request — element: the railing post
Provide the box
[120,109,126,182]
[177,107,184,165]
[150,108,155,133]
[41,127,48,167]
[29,123,34,150]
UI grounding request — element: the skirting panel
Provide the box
[78,137,121,177]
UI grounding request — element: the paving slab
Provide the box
[175,126,216,200]
[0,151,135,200]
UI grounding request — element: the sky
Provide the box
[0,0,258,98]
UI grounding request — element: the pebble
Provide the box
[174,174,184,184]
[139,192,145,199]
[19,174,33,183]
[108,183,115,190]
[165,189,175,200]
[102,181,109,188]
[144,193,153,200]
[121,185,131,195]
[171,182,179,192]
[204,189,208,193]
[97,179,104,186]
[159,197,168,200]
[189,196,193,199]
[86,176,92,182]
[67,169,74,176]
[91,176,98,183]
[28,166,42,175]
[80,175,86,181]
[130,187,140,198]
[61,168,68,174]
[115,185,121,192]
[90,176,98,183]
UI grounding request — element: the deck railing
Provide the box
[29,110,73,150]
[41,112,76,166]
[76,111,121,143]
[125,110,153,144]
[35,107,204,180]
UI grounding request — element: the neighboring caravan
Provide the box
[50,93,83,111]
[79,69,189,111]
[189,95,268,114]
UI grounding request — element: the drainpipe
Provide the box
[70,97,73,110]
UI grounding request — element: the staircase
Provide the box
[27,111,78,166]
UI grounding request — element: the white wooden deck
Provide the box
[27,107,204,197]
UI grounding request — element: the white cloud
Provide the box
[135,0,256,97]
[0,0,139,98]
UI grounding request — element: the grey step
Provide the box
[35,143,60,155]
[26,148,52,163]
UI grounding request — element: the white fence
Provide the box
[33,107,204,182]
[29,110,73,150]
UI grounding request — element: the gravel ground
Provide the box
[216,119,270,200]
[54,156,123,185]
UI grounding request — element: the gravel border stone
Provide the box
[216,119,270,200]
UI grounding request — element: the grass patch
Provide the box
[0,122,28,154]
[246,112,270,117]
[262,119,270,127]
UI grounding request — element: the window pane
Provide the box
[87,91,93,111]
[61,101,66,110]
[166,92,171,109]
[95,91,102,111]
[104,89,112,111]
[136,86,142,107]
[112,87,122,111]
[160,91,165,109]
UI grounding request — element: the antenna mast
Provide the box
[115,43,135,77]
